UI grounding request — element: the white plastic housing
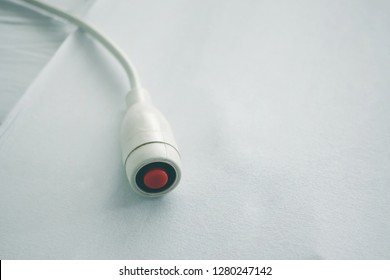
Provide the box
[120,90,181,196]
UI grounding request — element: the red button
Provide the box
[143,168,169,189]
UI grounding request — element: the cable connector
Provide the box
[120,89,182,196]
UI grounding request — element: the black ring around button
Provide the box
[136,162,177,194]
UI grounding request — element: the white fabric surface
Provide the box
[1,0,390,259]
[0,0,94,123]
[0,0,66,123]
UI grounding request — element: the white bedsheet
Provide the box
[0,0,94,123]
[0,0,390,259]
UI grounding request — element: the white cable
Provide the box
[18,0,182,196]
[20,0,141,91]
